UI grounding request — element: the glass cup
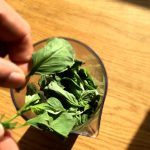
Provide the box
[10,37,108,137]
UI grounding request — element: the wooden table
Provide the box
[1,0,150,149]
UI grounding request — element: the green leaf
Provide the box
[50,112,76,137]
[31,97,65,115]
[71,59,83,70]
[61,77,82,99]
[18,94,40,114]
[30,103,50,115]
[25,94,40,105]
[79,68,97,89]
[83,104,91,112]
[81,114,89,124]
[38,74,54,90]
[48,81,79,107]
[61,77,82,90]
[73,70,85,90]
[68,107,78,114]
[79,90,99,103]
[2,122,17,129]
[83,80,95,90]
[29,38,75,76]
[74,115,82,126]
[26,83,38,95]
[47,97,65,112]
[27,83,46,102]
[67,107,82,116]
[26,112,53,129]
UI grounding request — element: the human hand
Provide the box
[0,124,19,150]
[0,0,33,149]
[0,0,33,88]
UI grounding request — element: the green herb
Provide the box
[49,112,76,137]
[26,112,53,129]
[48,80,79,107]
[0,38,104,138]
[30,97,65,115]
[28,38,75,76]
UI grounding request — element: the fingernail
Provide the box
[9,72,24,80]
[9,72,25,88]
[0,124,5,139]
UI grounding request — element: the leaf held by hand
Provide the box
[29,38,75,76]
[1,122,17,129]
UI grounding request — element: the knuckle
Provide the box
[21,21,32,38]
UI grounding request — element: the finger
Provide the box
[8,34,33,63]
[14,60,32,75]
[0,124,5,139]
[0,130,19,150]
[0,0,30,41]
[0,1,33,62]
[0,58,25,88]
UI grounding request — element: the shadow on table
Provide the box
[18,127,78,150]
[118,0,150,9]
[127,110,150,150]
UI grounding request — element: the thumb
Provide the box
[0,58,25,88]
[0,124,19,150]
[0,124,5,139]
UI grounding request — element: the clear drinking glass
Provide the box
[10,37,108,137]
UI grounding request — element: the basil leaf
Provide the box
[81,114,89,124]
[61,77,82,99]
[61,77,82,90]
[26,112,53,129]
[74,115,82,126]
[25,94,40,107]
[31,97,65,115]
[78,68,97,89]
[25,94,40,105]
[30,103,50,115]
[71,59,83,70]
[48,81,79,107]
[38,75,54,90]
[78,90,100,109]
[79,90,99,103]
[27,83,46,102]
[1,122,17,129]
[72,70,85,90]
[50,112,76,137]
[26,83,38,95]
[28,38,75,76]
[18,94,40,114]
[47,97,65,112]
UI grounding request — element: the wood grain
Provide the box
[1,0,150,149]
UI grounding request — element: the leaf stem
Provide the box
[15,123,27,129]
[3,113,19,123]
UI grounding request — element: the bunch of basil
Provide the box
[1,38,103,137]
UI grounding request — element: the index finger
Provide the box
[0,1,33,63]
